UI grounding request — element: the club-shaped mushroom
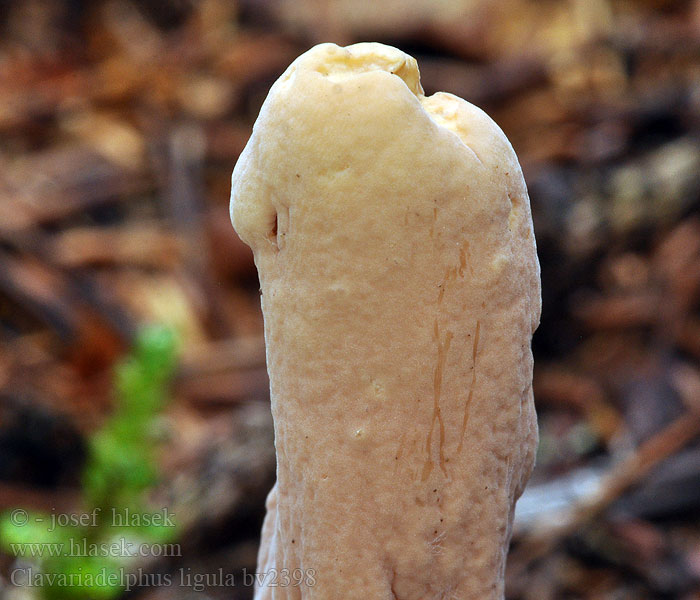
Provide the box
[231,42,541,600]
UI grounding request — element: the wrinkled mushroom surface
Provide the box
[231,42,541,600]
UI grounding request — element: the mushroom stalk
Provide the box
[231,42,541,600]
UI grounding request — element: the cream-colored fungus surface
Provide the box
[231,42,541,600]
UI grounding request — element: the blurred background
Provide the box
[0,0,699,598]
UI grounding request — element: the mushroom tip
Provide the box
[295,41,424,98]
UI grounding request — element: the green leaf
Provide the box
[5,325,181,600]
[0,512,67,550]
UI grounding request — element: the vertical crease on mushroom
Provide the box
[458,319,481,453]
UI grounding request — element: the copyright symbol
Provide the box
[10,509,28,526]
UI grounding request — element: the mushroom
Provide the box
[231,42,541,600]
